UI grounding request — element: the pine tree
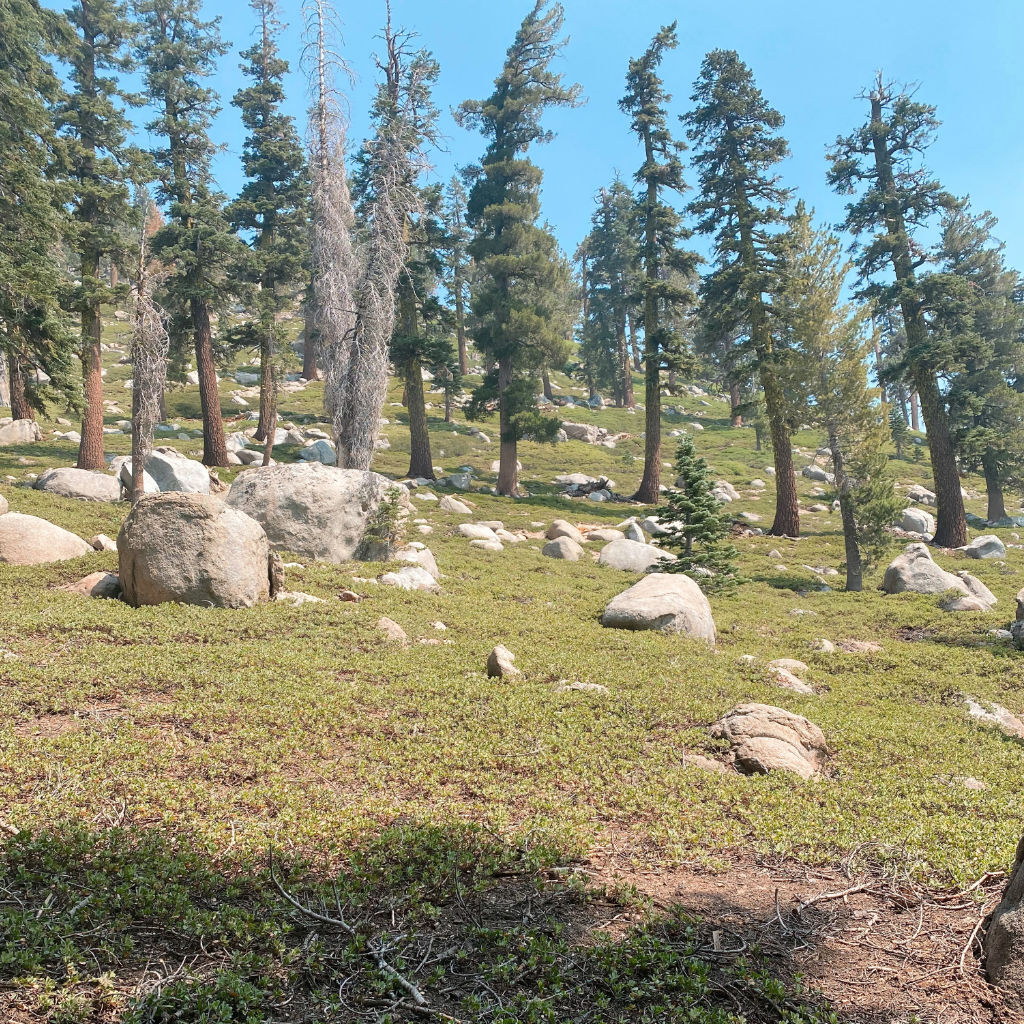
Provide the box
[926,202,1024,524]
[227,0,308,451]
[889,406,909,459]
[136,0,241,467]
[55,0,141,469]
[456,0,581,497]
[579,178,640,408]
[619,24,699,502]
[684,49,798,537]
[0,0,79,418]
[657,434,740,590]
[783,212,902,590]
[827,76,966,546]
[442,176,471,377]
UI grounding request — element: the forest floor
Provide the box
[0,316,1022,1022]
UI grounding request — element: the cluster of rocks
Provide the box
[553,473,616,501]
[559,421,627,449]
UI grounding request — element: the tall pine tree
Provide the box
[684,49,799,537]
[827,76,966,546]
[456,0,581,497]
[227,0,308,447]
[55,0,141,469]
[619,24,698,503]
[136,0,240,467]
[0,0,78,419]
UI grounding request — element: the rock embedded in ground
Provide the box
[35,467,122,503]
[906,484,936,506]
[470,539,503,552]
[379,565,439,592]
[710,703,828,779]
[542,536,585,561]
[226,463,408,564]
[376,617,408,644]
[598,538,675,573]
[585,528,623,543]
[439,495,472,515]
[900,507,935,536]
[487,644,520,678]
[118,493,273,608]
[116,448,211,495]
[811,638,836,653]
[961,534,1006,560]
[0,512,93,565]
[546,519,584,544]
[90,534,116,552]
[394,546,440,581]
[61,571,121,599]
[458,523,499,542]
[0,419,42,445]
[601,573,715,642]
[766,666,815,695]
[837,639,882,654]
[623,522,645,543]
[882,543,972,598]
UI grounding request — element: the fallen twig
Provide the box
[269,850,428,1007]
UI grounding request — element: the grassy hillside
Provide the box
[0,323,1021,1022]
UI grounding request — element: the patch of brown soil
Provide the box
[14,701,124,738]
[583,838,1016,1024]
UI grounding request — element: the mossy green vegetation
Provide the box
[0,324,1021,1020]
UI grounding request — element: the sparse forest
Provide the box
[0,0,1022,1021]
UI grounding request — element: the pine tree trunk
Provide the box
[831,433,863,591]
[193,297,227,466]
[914,370,966,547]
[77,295,105,469]
[302,302,320,381]
[628,314,641,371]
[496,356,518,497]
[254,330,273,442]
[730,382,742,426]
[405,354,433,479]
[762,367,799,537]
[910,391,920,432]
[542,368,553,401]
[618,320,634,408]
[667,369,676,391]
[261,385,277,467]
[633,332,662,503]
[9,355,32,420]
[454,284,468,376]
[983,451,1007,523]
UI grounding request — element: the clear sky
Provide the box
[55,0,1024,269]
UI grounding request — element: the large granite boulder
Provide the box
[117,493,273,608]
[962,534,1006,560]
[598,538,675,573]
[542,536,585,561]
[0,512,92,564]
[900,507,935,535]
[601,572,715,642]
[35,467,122,503]
[0,419,42,445]
[710,704,828,779]
[881,543,970,597]
[116,448,211,494]
[225,462,407,563]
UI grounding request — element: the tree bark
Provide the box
[301,301,320,380]
[192,297,227,466]
[910,391,920,431]
[617,319,634,408]
[831,432,863,591]
[730,382,743,426]
[405,354,433,479]
[254,330,273,442]
[762,365,800,537]
[633,326,662,503]
[541,368,553,401]
[77,296,105,469]
[454,281,468,376]
[914,369,966,547]
[983,451,1007,524]
[9,354,32,420]
[628,313,641,371]
[496,356,518,496]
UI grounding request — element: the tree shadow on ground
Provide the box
[0,820,1006,1023]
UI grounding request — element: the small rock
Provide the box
[542,536,585,561]
[377,617,408,643]
[710,703,828,779]
[487,644,520,679]
[61,571,121,599]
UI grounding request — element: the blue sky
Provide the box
[52,0,1024,269]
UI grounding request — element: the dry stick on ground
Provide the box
[268,851,428,1008]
